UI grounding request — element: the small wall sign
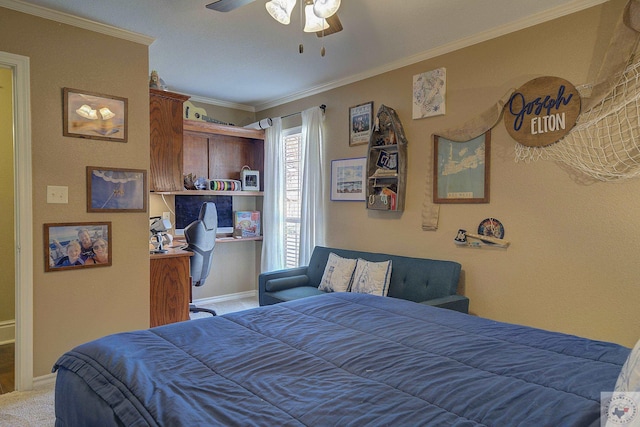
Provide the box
[503,76,581,147]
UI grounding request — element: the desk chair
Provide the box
[185,201,217,316]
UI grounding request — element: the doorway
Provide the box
[0,51,34,392]
[0,65,15,393]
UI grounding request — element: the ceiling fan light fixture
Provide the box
[312,0,340,19]
[303,3,329,32]
[265,0,296,25]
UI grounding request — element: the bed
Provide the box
[53,293,630,426]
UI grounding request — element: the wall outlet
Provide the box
[47,185,68,204]
[162,211,171,221]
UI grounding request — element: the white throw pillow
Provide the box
[318,253,357,293]
[350,258,392,296]
[615,338,640,392]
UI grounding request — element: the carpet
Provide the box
[0,382,54,426]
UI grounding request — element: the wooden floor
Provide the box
[0,343,14,394]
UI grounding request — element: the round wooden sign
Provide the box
[503,76,581,147]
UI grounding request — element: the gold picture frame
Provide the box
[63,88,128,142]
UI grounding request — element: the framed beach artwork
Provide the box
[433,131,491,204]
[44,222,112,271]
[63,88,128,142]
[331,157,367,201]
[412,68,446,119]
[86,166,147,212]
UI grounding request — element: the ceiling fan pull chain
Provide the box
[321,19,326,57]
[299,0,304,54]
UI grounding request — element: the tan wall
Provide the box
[261,0,640,348]
[0,67,15,324]
[0,8,150,376]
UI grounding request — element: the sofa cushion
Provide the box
[318,252,357,293]
[350,258,392,296]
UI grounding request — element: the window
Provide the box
[284,128,302,268]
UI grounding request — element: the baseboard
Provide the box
[0,319,15,344]
[193,290,257,306]
[34,372,56,389]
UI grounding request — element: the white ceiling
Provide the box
[9,0,608,111]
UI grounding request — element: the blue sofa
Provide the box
[259,246,468,313]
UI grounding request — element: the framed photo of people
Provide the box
[44,222,112,271]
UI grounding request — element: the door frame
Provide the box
[1,50,33,391]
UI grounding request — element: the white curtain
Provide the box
[299,106,326,265]
[260,117,286,272]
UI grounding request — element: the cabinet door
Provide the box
[150,90,189,191]
[183,132,210,180]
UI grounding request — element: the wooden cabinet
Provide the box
[149,89,190,191]
[150,249,192,327]
[366,105,408,211]
[183,120,264,191]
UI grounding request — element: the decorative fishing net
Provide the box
[515,57,640,181]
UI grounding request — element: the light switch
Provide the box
[47,185,68,204]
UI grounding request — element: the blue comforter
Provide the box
[53,293,629,426]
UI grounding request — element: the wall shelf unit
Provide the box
[366,105,408,211]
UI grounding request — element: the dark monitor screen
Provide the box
[175,195,233,234]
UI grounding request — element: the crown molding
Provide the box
[0,0,155,46]
[184,93,256,113]
[255,0,608,111]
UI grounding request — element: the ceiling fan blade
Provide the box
[316,14,342,37]
[206,0,256,12]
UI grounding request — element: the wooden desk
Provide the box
[150,248,192,327]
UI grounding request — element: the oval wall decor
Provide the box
[503,76,581,147]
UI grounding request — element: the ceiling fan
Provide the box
[206,0,343,37]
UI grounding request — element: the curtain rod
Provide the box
[281,104,326,119]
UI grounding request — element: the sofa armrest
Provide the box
[259,266,309,293]
[420,295,469,314]
[264,275,310,292]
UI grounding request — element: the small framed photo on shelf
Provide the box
[433,130,490,204]
[63,88,128,142]
[86,166,147,212]
[331,157,367,201]
[349,101,373,146]
[44,222,112,272]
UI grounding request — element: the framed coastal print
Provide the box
[331,157,367,201]
[86,166,147,212]
[433,130,490,203]
[44,222,112,271]
[63,88,128,142]
[349,102,373,146]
